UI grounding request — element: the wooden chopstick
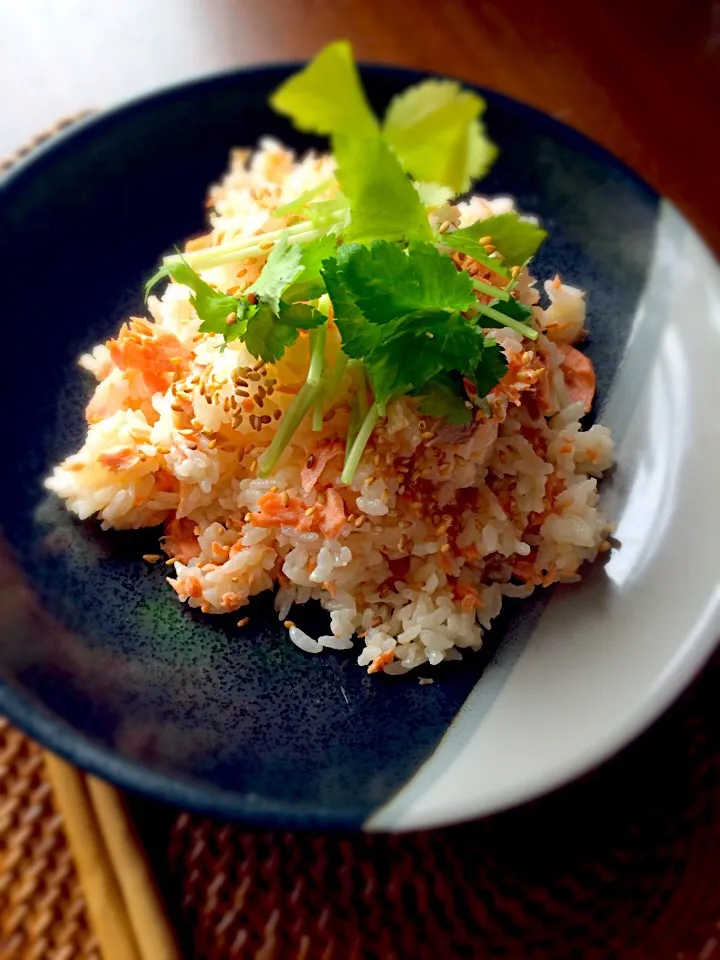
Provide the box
[44,753,142,960]
[43,753,180,960]
[87,775,181,960]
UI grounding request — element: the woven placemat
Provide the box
[0,719,100,960]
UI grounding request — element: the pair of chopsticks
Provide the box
[44,753,180,960]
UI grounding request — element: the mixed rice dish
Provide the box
[46,44,614,675]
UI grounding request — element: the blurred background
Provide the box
[2,0,719,250]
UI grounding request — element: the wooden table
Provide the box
[2,0,719,251]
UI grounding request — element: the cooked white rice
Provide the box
[46,139,614,675]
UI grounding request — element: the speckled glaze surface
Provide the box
[0,66,716,830]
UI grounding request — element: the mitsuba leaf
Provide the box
[269,41,379,138]
[383,78,497,192]
[333,135,432,243]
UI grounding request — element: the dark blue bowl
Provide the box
[0,66,661,829]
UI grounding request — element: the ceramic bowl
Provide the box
[1,66,718,830]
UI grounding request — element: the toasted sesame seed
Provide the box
[253,359,266,372]
[237,616,250,627]
[511,265,521,278]
[185,441,197,450]
[354,516,365,528]
[371,616,382,628]
[283,620,295,629]
[421,431,435,441]
[259,240,274,251]
[171,404,184,413]
[178,428,194,436]
[438,220,451,235]
[280,490,289,506]
[207,439,217,449]
[165,557,177,566]
[322,408,335,421]
[225,313,236,325]
[440,543,451,554]
[142,554,161,563]
[305,506,316,517]
[236,389,250,398]
[380,489,389,503]
[364,476,375,487]
[478,235,492,246]
[425,331,434,339]
[247,372,261,382]
[484,243,496,254]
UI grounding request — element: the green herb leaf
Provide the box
[305,192,350,229]
[144,263,171,301]
[414,181,455,208]
[416,374,473,424]
[472,338,509,396]
[244,301,325,364]
[162,260,241,335]
[247,234,339,309]
[282,234,338,302]
[369,310,484,405]
[269,40,379,138]
[325,240,475,323]
[383,79,497,192]
[439,231,511,278]
[246,235,303,313]
[333,135,433,243]
[449,212,546,268]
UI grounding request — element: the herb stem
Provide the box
[356,365,369,423]
[312,396,324,431]
[341,403,380,485]
[325,351,348,401]
[307,325,327,386]
[474,303,538,340]
[472,278,510,301]
[274,179,334,217]
[258,381,318,476]
[163,212,345,272]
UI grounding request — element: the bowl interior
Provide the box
[0,67,674,828]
